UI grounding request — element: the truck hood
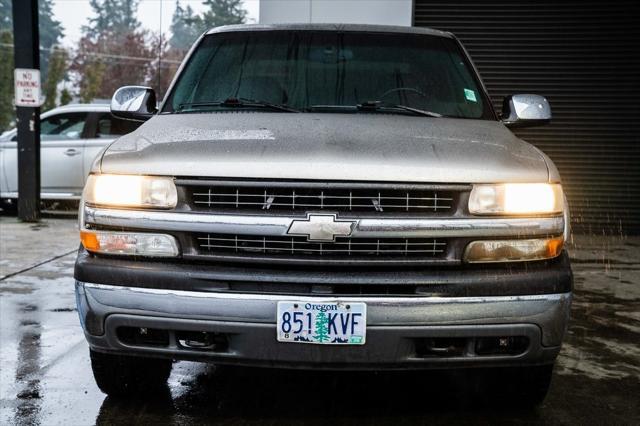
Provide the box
[100,112,550,183]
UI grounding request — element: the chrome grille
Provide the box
[190,186,454,214]
[196,234,446,258]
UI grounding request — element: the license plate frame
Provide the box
[276,301,367,345]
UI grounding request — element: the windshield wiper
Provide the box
[177,97,299,113]
[358,101,443,118]
[307,102,442,118]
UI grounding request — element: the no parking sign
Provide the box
[14,68,41,107]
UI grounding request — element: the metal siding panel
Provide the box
[414,0,640,234]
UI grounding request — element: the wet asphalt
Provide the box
[1,217,639,425]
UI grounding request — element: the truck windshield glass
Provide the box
[165,31,492,119]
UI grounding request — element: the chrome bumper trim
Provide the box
[83,206,564,238]
[84,282,563,303]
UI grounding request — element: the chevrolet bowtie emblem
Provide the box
[287,214,356,242]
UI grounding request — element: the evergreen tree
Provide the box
[59,88,72,106]
[0,30,14,131]
[83,0,140,41]
[42,46,69,111]
[0,2,14,131]
[0,0,63,127]
[74,0,150,101]
[169,0,202,52]
[0,0,63,77]
[79,59,106,103]
[38,0,65,79]
[200,0,247,28]
[147,32,184,99]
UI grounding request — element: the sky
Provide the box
[51,0,260,47]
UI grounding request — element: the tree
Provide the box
[200,0,247,28]
[59,88,72,106]
[0,30,14,131]
[42,46,69,111]
[83,0,140,40]
[0,2,14,131]
[74,0,151,102]
[38,0,65,79]
[78,58,105,104]
[154,0,211,98]
[169,0,202,52]
[0,0,63,124]
[0,1,64,77]
[147,32,184,99]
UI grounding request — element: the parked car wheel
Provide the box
[90,350,172,397]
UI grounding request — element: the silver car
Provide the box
[0,104,139,209]
[75,24,572,405]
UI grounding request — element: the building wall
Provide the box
[414,0,640,234]
[259,0,412,26]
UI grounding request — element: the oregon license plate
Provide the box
[276,301,367,345]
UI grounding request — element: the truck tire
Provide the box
[90,350,172,397]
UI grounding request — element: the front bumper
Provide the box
[76,280,571,370]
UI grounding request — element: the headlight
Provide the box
[84,174,177,209]
[469,183,563,215]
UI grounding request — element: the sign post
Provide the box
[12,0,41,222]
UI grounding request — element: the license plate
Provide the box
[277,301,367,345]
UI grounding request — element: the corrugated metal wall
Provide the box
[414,0,640,234]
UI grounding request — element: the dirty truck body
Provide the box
[74,24,572,400]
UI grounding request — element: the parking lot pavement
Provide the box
[1,216,639,425]
[0,217,78,280]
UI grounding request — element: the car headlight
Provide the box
[84,174,177,209]
[469,183,563,215]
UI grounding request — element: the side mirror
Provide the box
[110,86,157,122]
[501,94,551,128]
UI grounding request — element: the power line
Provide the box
[0,42,182,64]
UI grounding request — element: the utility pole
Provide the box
[12,0,41,222]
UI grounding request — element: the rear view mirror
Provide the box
[501,94,551,128]
[111,86,157,122]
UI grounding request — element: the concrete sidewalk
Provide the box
[1,216,639,425]
[0,218,78,280]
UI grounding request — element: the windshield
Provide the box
[164,30,493,119]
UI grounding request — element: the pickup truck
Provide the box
[74,24,572,405]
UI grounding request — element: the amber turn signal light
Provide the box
[463,236,564,263]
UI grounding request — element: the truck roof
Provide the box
[206,23,453,39]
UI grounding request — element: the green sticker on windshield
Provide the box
[464,88,477,102]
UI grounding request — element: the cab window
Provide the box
[40,113,88,141]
